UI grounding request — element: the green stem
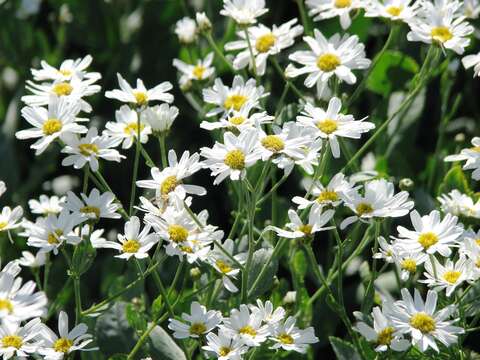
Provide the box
[270,57,305,101]
[158,135,168,169]
[361,221,381,313]
[204,32,236,73]
[295,0,311,35]
[129,112,142,216]
[83,165,90,194]
[243,26,259,82]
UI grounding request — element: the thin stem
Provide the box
[83,165,90,194]
[361,221,381,313]
[129,112,142,216]
[243,26,259,82]
[158,135,168,169]
[204,32,236,73]
[270,57,305,101]
[43,253,51,295]
[295,0,312,35]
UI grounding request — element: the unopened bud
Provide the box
[190,267,201,279]
[399,178,414,191]
[196,12,212,32]
[282,291,296,305]
[455,133,465,143]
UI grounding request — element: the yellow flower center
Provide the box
[189,322,207,335]
[278,333,294,344]
[255,33,276,53]
[401,258,417,273]
[418,232,438,250]
[356,202,374,216]
[216,260,232,274]
[168,224,189,243]
[334,0,352,7]
[224,149,246,170]
[192,65,206,80]
[239,325,257,337]
[78,143,99,156]
[80,206,101,218]
[58,69,72,77]
[229,116,245,126]
[316,119,338,134]
[0,222,8,231]
[431,26,453,43]
[122,239,141,253]
[124,122,145,136]
[476,238,480,246]
[133,91,148,105]
[386,5,403,16]
[0,299,13,313]
[299,224,313,236]
[376,327,394,346]
[317,190,339,203]
[219,347,231,356]
[317,53,341,72]
[160,176,178,195]
[43,118,63,135]
[1,335,23,349]
[180,245,194,253]
[470,146,480,152]
[224,94,248,111]
[410,312,436,334]
[443,270,461,284]
[53,338,73,353]
[261,135,285,153]
[47,229,64,244]
[476,258,480,268]
[52,82,73,96]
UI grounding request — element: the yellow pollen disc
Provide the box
[317,190,339,203]
[160,176,178,195]
[133,91,148,105]
[219,347,231,356]
[261,135,285,152]
[410,312,436,333]
[229,116,245,126]
[0,299,13,313]
[216,260,232,274]
[122,239,140,253]
[1,335,23,349]
[356,202,373,216]
[430,26,453,43]
[180,245,194,253]
[334,0,352,7]
[299,224,313,236]
[52,82,73,96]
[43,118,63,136]
[317,53,341,72]
[386,5,403,16]
[0,222,7,231]
[376,327,394,346]
[192,65,206,80]
[316,119,338,134]
[124,122,145,136]
[418,232,438,250]
[401,258,417,273]
[189,322,207,335]
[58,69,72,77]
[471,146,480,152]
[278,333,294,344]
[53,338,73,353]
[239,325,257,337]
[443,270,461,284]
[224,94,248,111]
[168,224,189,243]
[47,229,64,245]
[476,238,480,246]
[224,149,246,170]
[255,33,276,53]
[476,258,480,268]
[80,206,101,218]
[78,143,99,156]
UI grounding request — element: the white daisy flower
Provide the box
[283,124,323,175]
[354,306,410,352]
[306,0,364,29]
[267,207,335,239]
[387,289,464,352]
[296,97,374,158]
[373,236,402,264]
[208,239,246,293]
[364,0,419,22]
[221,304,270,347]
[173,53,215,85]
[90,216,157,260]
[104,105,152,149]
[18,251,47,268]
[61,127,125,172]
[393,250,428,281]
[200,104,273,132]
[220,0,268,25]
[460,235,480,279]
[437,189,480,219]
[16,97,87,155]
[340,179,414,229]
[200,129,262,185]
[462,52,480,77]
[249,300,285,326]
[174,17,197,44]
[225,19,303,75]
[105,73,173,107]
[141,103,179,135]
[287,30,371,98]
[0,206,23,233]
[31,55,101,82]
[445,137,480,180]
[407,3,473,54]
[395,210,463,257]
[202,75,267,117]
[28,195,65,216]
[463,0,480,18]
[168,301,222,339]
[0,318,43,360]
[137,150,205,200]
[269,316,319,354]
[420,255,473,297]
[64,188,121,221]
[202,331,248,360]
[38,311,96,359]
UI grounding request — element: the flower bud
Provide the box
[141,104,179,135]
[455,132,465,143]
[196,12,212,32]
[174,17,197,44]
[399,178,414,191]
[190,267,201,279]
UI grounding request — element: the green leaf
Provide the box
[367,50,419,95]
[72,240,96,277]
[438,165,471,196]
[329,336,362,360]
[247,248,278,298]
[149,324,187,360]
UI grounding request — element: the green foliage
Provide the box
[148,324,187,360]
[329,337,362,360]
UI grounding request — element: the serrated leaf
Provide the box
[329,336,362,360]
[149,324,187,360]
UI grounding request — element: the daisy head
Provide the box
[173,53,215,85]
[104,105,152,149]
[220,0,268,25]
[365,0,419,23]
[174,17,197,44]
[64,188,121,222]
[445,137,480,180]
[168,301,222,339]
[269,316,319,354]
